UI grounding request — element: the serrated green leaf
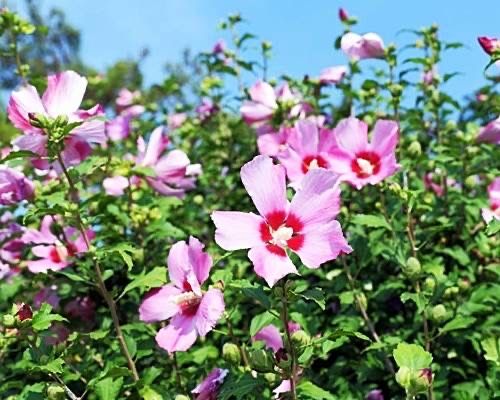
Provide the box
[120,266,167,298]
[31,304,67,331]
[440,316,476,333]
[351,214,391,230]
[297,380,336,399]
[393,342,432,370]
[95,377,123,400]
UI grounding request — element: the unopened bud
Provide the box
[431,304,447,322]
[408,141,422,156]
[16,304,33,321]
[403,257,421,278]
[222,343,241,365]
[338,7,349,22]
[444,286,459,299]
[249,349,274,372]
[46,385,65,400]
[291,330,310,347]
[2,314,15,327]
[423,277,436,293]
[174,396,190,400]
[458,278,470,290]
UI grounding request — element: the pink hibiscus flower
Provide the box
[22,216,94,273]
[330,117,400,189]
[7,70,105,168]
[482,177,500,223]
[192,368,228,400]
[139,237,225,353]
[477,36,500,56]
[211,155,351,287]
[477,117,500,144]
[257,126,294,157]
[0,166,34,205]
[253,322,300,352]
[277,120,337,187]
[318,66,348,85]
[341,32,385,60]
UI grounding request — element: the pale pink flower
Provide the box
[477,117,500,144]
[139,237,225,353]
[103,176,129,196]
[341,32,385,60]
[8,71,105,168]
[106,115,132,141]
[0,166,34,205]
[277,120,338,187]
[167,113,187,130]
[192,368,228,400]
[257,126,294,157]
[477,36,500,56]
[253,322,300,352]
[482,177,500,223]
[22,216,94,273]
[330,117,400,189]
[136,127,201,197]
[319,66,348,85]
[212,155,351,287]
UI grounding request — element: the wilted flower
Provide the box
[341,32,385,60]
[8,71,105,168]
[482,177,500,223]
[212,155,351,287]
[477,116,500,144]
[139,237,225,352]
[22,215,94,273]
[330,117,400,189]
[318,66,348,85]
[192,368,228,400]
[0,167,34,205]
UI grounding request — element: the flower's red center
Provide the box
[177,280,202,316]
[260,210,304,256]
[301,155,328,173]
[351,151,381,178]
[48,242,77,263]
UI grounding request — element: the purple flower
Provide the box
[0,167,34,205]
[192,368,228,400]
[366,389,384,400]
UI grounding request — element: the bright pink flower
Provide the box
[192,368,228,400]
[338,7,349,22]
[278,120,338,187]
[103,176,129,196]
[106,115,132,141]
[212,155,351,287]
[477,36,500,56]
[477,117,500,144]
[167,113,187,130]
[330,117,400,189]
[139,237,225,353]
[257,126,293,157]
[482,178,500,223]
[423,172,460,197]
[136,127,201,197]
[22,216,94,273]
[240,81,302,128]
[8,71,105,168]
[341,32,385,60]
[253,322,300,352]
[0,167,34,205]
[319,66,348,85]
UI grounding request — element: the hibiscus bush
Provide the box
[0,6,499,400]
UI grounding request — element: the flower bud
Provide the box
[431,304,447,322]
[16,304,33,321]
[46,385,65,400]
[222,343,241,365]
[396,366,412,388]
[464,176,477,189]
[458,278,470,290]
[396,366,432,396]
[2,314,15,328]
[403,257,421,278]
[477,36,500,56]
[423,277,436,293]
[338,8,349,22]
[291,330,310,347]
[444,286,459,299]
[408,141,422,157]
[174,396,190,400]
[249,349,274,372]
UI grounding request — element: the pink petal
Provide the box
[277,148,307,185]
[187,236,213,285]
[341,32,363,59]
[319,65,348,84]
[293,120,320,156]
[142,127,167,166]
[72,119,106,144]
[155,150,190,180]
[156,314,198,352]
[241,155,288,218]
[27,259,68,273]
[253,325,283,352]
[370,119,399,156]
[240,101,275,124]
[42,71,87,117]
[273,380,291,398]
[12,134,47,157]
[194,288,225,336]
[138,284,182,322]
[61,136,92,166]
[146,177,187,198]
[334,117,368,154]
[248,245,298,287]
[294,220,352,269]
[7,85,46,133]
[211,211,265,250]
[257,131,288,156]
[477,117,500,144]
[167,240,201,294]
[249,81,277,109]
[103,176,129,196]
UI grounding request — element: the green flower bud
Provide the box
[249,349,274,372]
[193,194,204,205]
[423,277,436,293]
[222,343,241,365]
[458,278,471,290]
[408,141,422,156]
[396,367,432,396]
[47,384,65,400]
[403,257,421,278]
[396,366,412,388]
[2,314,15,328]
[291,330,310,347]
[464,176,477,189]
[444,286,459,299]
[174,396,190,400]
[431,304,447,322]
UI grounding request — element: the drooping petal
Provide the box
[194,288,225,336]
[370,119,399,156]
[253,324,283,352]
[142,127,167,167]
[42,71,87,117]
[241,155,288,218]
[139,284,182,322]
[187,236,213,285]
[248,245,298,287]
[155,314,198,352]
[293,220,352,269]
[319,65,348,84]
[7,85,46,133]
[211,211,265,250]
[334,117,368,154]
[155,149,190,181]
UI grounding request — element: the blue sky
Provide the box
[15,0,499,99]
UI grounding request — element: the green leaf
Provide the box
[339,291,354,305]
[31,304,67,331]
[485,219,500,236]
[120,266,167,298]
[0,150,37,163]
[298,288,326,310]
[95,377,124,400]
[480,337,499,366]
[230,280,271,309]
[440,247,470,266]
[440,316,476,333]
[400,292,429,314]
[393,342,432,370]
[97,243,138,270]
[139,386,162,400]
[32,358,64,374]
[219,373,264,400]
[351,214,391,230]
[249,311,279,337]
[297,381,336,399]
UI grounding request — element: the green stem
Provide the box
[280,280,297,400]
[56,153,140,382]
